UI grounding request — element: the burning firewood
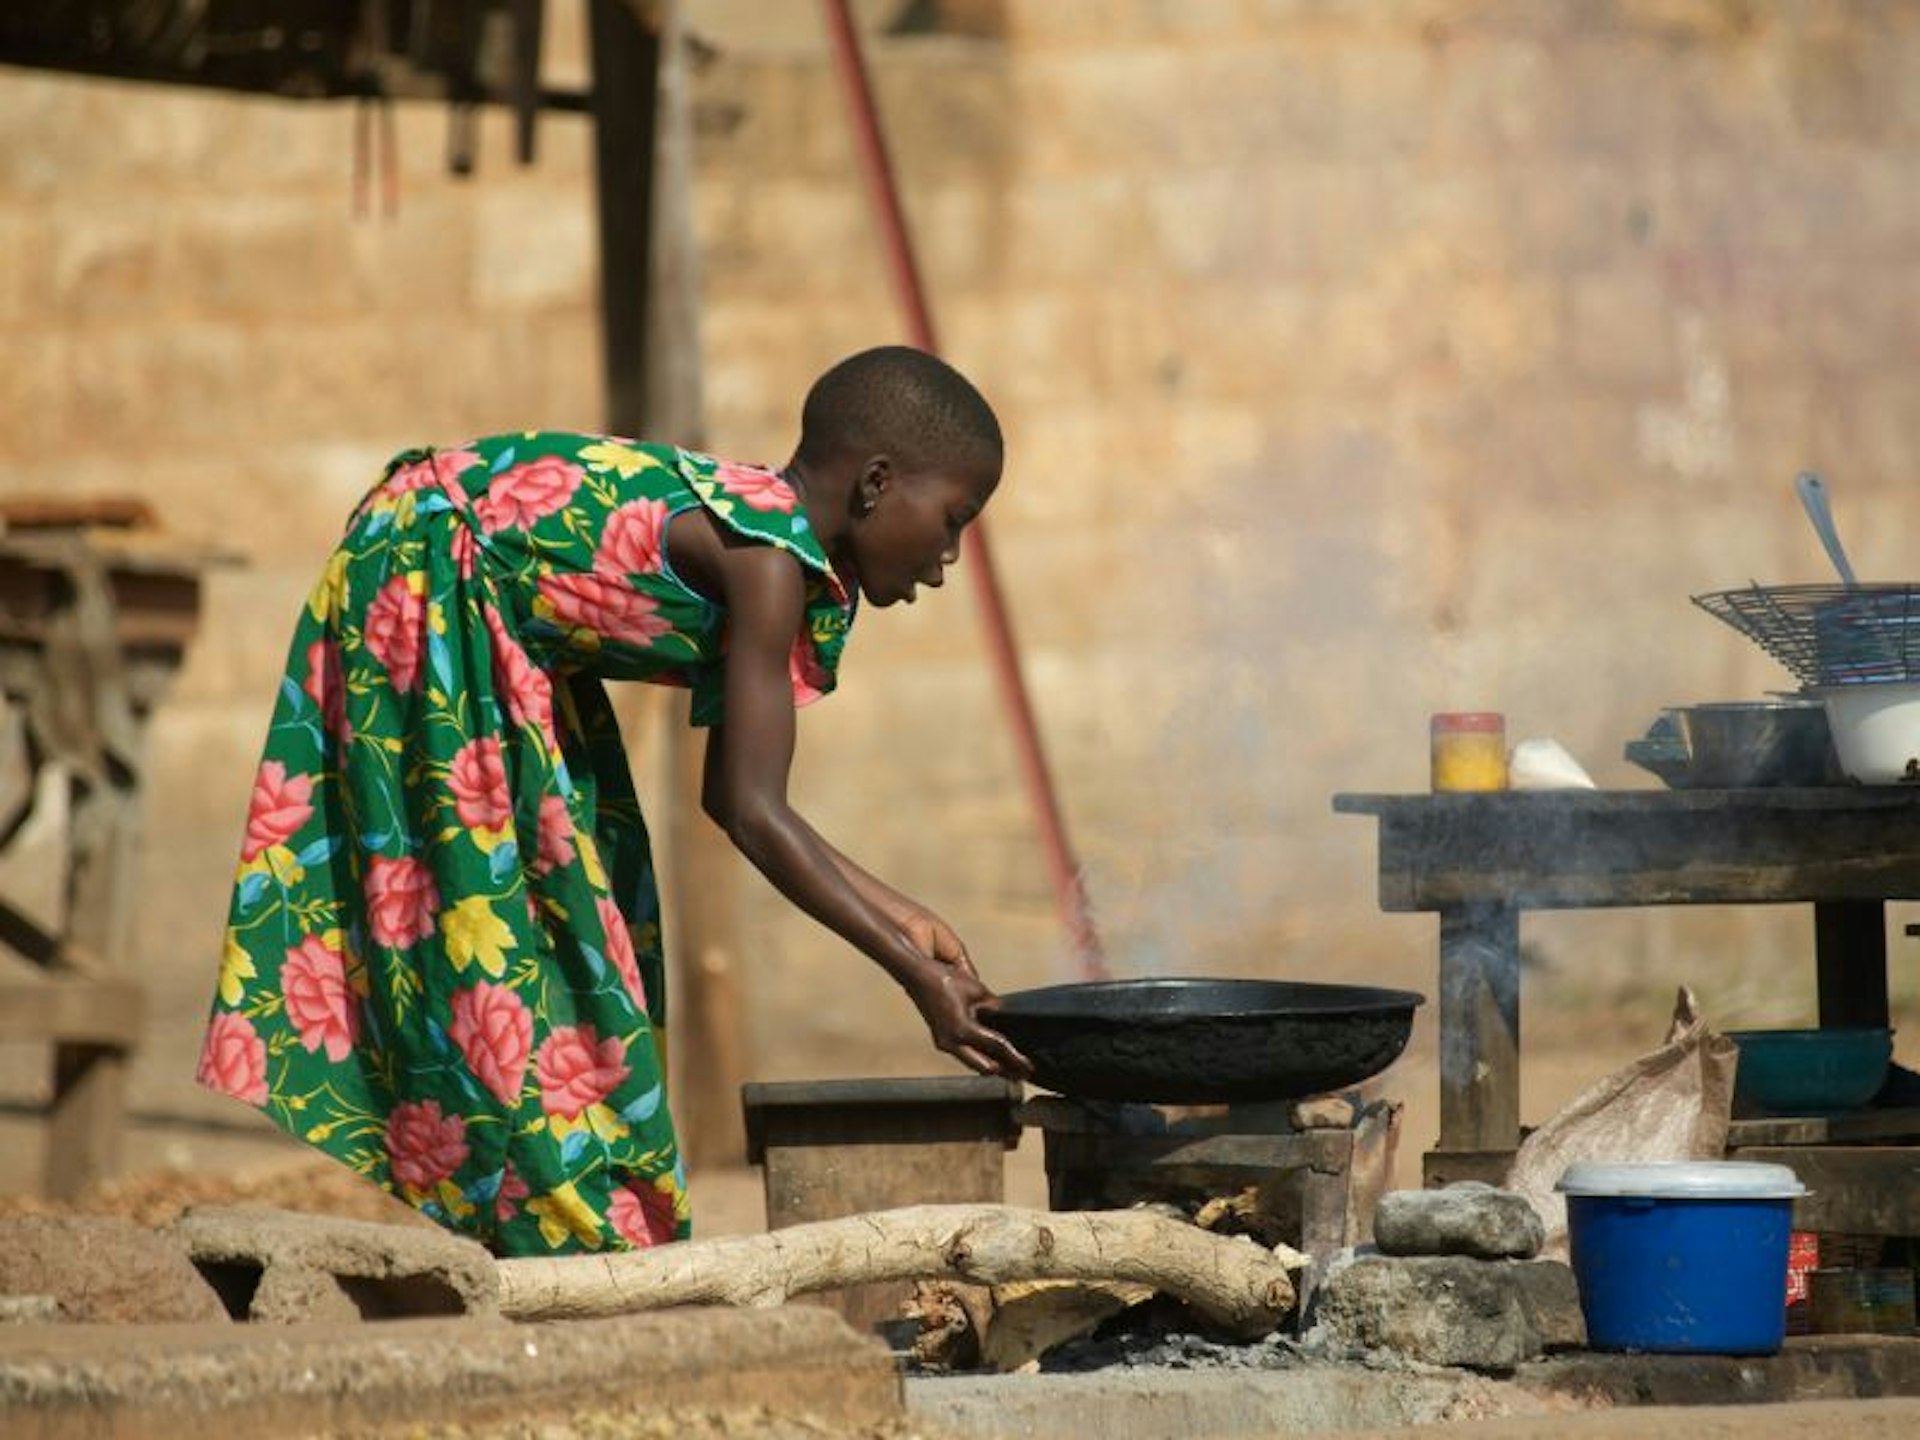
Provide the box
[496,1203,1303,1339]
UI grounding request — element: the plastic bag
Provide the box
[1504,987,1738,1260]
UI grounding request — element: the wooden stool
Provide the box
[741,1076,1022,1336]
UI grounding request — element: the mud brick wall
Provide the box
[3,0,1919,1173]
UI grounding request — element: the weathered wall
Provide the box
[4,0,1920,1179]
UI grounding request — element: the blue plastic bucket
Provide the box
[1557,1161,1806,1355]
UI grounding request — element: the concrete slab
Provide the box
[170,1203,499,1323]
[907,1337,1920,1440]
[0,1305,902,1440]
[908,1366,1551,1439]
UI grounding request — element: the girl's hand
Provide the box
[900,909,977,980]
[897,929,1032,1080]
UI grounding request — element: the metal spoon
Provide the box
[1794,470,1859,588]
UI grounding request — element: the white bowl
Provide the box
[1813,682,1920,784]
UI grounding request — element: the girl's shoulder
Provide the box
[461,430,682,468]
[671,448,840,595]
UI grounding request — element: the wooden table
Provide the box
[1334,788,1920,1232]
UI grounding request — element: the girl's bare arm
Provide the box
[694,537,1023,1076]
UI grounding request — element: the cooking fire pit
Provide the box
[989,978,1424,1106]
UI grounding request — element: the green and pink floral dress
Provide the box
[197,434,853,1255]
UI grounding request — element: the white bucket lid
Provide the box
[1556,1160,1806,1199]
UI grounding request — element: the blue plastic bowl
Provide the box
[1727,1027,1893,1114]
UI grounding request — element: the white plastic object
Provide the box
[1812,682,1920,784]
[1507,737,1597,791]
[1555,1160,1806,1200]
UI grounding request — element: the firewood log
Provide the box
[496,1203,1301,1338]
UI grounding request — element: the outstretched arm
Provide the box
[697,539,1026,1078]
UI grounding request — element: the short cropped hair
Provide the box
[795,346,1002,475]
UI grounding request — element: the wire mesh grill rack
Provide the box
[1692,583,1920,687]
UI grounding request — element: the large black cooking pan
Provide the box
[988,978,1425,1105]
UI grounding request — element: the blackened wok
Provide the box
[988,978,1425,1105]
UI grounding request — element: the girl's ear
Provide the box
[855,455,892,516]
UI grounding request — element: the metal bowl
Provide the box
[1670,700,1844,788]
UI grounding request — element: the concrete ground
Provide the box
[9,1307,1920,1440]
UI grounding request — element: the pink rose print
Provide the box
[379,457,437,499]
[449,737,512,831]
[534,794,576,875]
[283,934,360,1063]
[535,1025,630,1121]
[609,1179,679,1248]
[596,498,670,577]
[495,1163,530,1224]
[302,637,351,744]
[364,574,426,692]
[539,575,674,647]
[365,854,440,949]
[386,1098,470,1192]
[449,523,478,581]
[712,462,799,514]
[379,447,480,503]
[596,895,647,1011]
[447,981,532,1107]
[197,1012,269,1106]
[789,635,831,707]
[483,605,558,753]
[473,455,583,534]
[241,760,314,862]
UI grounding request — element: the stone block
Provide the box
[873,49,1013,177]
[695,178,875,296]
[171,1204,500,1323]
[0,213,47,325]
[41,202,164,322]
[1311,1254,1585,1371]
[471,184,596,309]
[0,1216,231,1325]
[694,56,855,184]
[942,291,1112,406]
[1014,50,1194,174]
[995,174,1148,285]
[1373,1182,1546,1259]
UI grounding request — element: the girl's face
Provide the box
[846,455,1000,608]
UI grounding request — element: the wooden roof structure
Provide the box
[2,0,671,435]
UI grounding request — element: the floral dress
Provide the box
[196,434,854,1256]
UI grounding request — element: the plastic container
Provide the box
[1557,1160,1806,1355]
[1431,712,1508,792]
[1811,681,1920,784]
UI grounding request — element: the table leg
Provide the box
[1815,901,1888,1030]
[1438,903,1521,1153]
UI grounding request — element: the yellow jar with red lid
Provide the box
[1431,712,1508,792]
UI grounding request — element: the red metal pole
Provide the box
[820,0,1107,980]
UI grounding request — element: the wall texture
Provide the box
[3,0,1919,1179]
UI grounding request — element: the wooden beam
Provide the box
[1438,903,1521,1152]
[0,977,144,1047]
[587,0,660,438]
[1731,1146,1920,1235]
[1816,900,1890,1029]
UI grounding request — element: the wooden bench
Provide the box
[0,974,146,1196]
